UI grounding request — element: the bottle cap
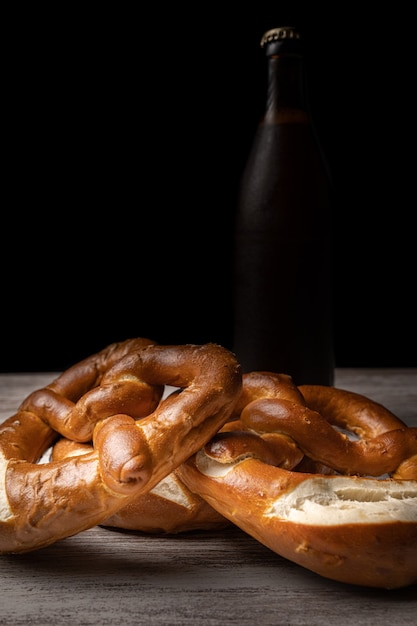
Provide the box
[260,26,302,56]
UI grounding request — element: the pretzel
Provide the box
[51,372,301,533]
[0,339,242,553]
[178,375,417,589]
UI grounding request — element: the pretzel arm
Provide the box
[299,385,408,437]
[0,411,57,463]
[19,373,162,442]
[1,451,126,553]
[241,398,417,476]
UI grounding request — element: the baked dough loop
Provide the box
[178,374,417,589]
[0,339,242,553]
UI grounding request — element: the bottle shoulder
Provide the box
[263,109,309,125]
[236,129,332,238]
[239,121,331,197]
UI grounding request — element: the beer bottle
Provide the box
[233,26,334,385]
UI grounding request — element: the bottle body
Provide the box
[233,29,334,385]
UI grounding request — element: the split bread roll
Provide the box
[179,451,417,589]
[177,376,417,589]
[0,339,242,553]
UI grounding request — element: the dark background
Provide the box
[2,4,415,372]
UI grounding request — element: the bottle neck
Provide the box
[264,53,308,124]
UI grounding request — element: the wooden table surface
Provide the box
[0,369,416,626]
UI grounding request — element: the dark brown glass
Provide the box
[233,28,334,385]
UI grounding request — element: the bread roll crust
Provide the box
[179,453,417,589]
[178,375,417,589]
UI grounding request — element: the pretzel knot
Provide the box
[0,339,242,554]
[178,373,417,589]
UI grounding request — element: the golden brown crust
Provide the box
[5,354,416,589]
[178,378,417,589]
[240,397,417,477]
[18,337,162,443]
[179,449,417,589]
[57,371,303,534]
[102,470,229,534]
[52,371,302,534]
[0,340,241,553]
[51,437,230,534]
[231,371,305,418]
[298,385,407,438]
